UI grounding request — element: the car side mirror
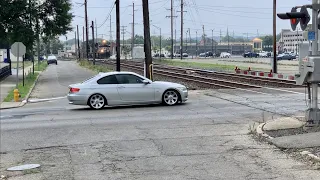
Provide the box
[142,80,150,84]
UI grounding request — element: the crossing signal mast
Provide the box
[277,1,320,127]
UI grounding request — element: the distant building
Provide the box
[252,38,263,52]
[278,29,307,53]
[173,41,253,55]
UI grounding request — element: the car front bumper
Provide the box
[180,90,188,102]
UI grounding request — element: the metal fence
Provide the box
[0,65,11,81]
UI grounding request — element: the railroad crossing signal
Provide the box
[277,6,310,31]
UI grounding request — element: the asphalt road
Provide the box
[1,60,320,180]
[29,60,95,99]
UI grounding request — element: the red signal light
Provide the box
[290,18,297,25]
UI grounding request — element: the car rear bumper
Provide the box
[67,94,88,105]
[48,60,57,64]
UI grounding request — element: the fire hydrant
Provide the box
[13,89,20,102]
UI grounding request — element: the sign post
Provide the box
[11,42,26,88]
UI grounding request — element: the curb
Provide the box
[25,72,41,103]
[255,122,320,163]
[0,72,41,110]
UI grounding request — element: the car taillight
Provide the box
[70,87,80,93]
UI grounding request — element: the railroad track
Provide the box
[100,59,301,88]
[100,61,262,89]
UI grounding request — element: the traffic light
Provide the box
[277,6,310,31]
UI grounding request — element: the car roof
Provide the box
[98,71,141,77]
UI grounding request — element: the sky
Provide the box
[61,0,313,41]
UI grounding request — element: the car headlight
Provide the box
[177,86,187,91]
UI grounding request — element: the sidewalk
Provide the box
[256,117,320,161]
[0,64,35,103]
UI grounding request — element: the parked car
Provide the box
[205,51,214,57]
[220,52,231,58]
[244,52,259,58]
[67,71,188,109]
[199,53,206,57]
[182,53,188,57]
[47,55,58,65]
[258,52,269,58]
[277,53,293,60]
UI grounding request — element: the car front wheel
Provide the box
[88,94,106,109]
[162,90,179,106]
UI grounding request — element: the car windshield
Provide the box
[47,56,56,60]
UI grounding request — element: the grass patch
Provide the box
[4,72,39,102]
[78,60,112,72]
[155,59,250,72]
[34,61,48,71]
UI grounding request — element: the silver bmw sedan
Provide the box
[67,71,188,109]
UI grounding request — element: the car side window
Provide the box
[97,75,118,84]
[116,74,144,84]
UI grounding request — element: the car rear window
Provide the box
[82,74,101,83]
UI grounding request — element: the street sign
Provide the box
[11,42,26,88]
[11,42,26,57]
[308,31,316,41]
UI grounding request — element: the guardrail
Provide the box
[0,65,11,81]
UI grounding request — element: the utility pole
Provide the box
[196,31,198,57]
[116,0,120,71]
[91,21,96,65]
[142,0,153,80]
[227,27,230,53]
[180,0,184,59]
[202,25,205,52]
[272,0,277,73]
[185,30,188,53]
[211,29,214,55]
[220,29,222,45]
[130,2,137,59]
[95,18,98,43]
[109,15,113,41]
[77,25,80,59]
[82,26,85,58]
[188,28,191,58]
[121,26,127,56]
[74,31,77,59]
[175,29,177,55]
[166,0,177,59]
[84,0,89,60]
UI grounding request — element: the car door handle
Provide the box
[118,86,125,89]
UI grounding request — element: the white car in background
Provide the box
[220,52,231,58]
[258,52,268,58]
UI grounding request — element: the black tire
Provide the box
[88,94,106,109]
[162,90,180,106]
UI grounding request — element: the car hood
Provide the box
[152,81,185,88]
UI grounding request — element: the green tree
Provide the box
[0,0,73,57]
[134,35,144,44]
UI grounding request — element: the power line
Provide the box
[97,2,115,28]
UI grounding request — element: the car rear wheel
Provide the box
[88,94,106,109]
[162,90,179,106]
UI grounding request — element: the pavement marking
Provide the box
[261,87,305,95]
[28,96,67,103]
